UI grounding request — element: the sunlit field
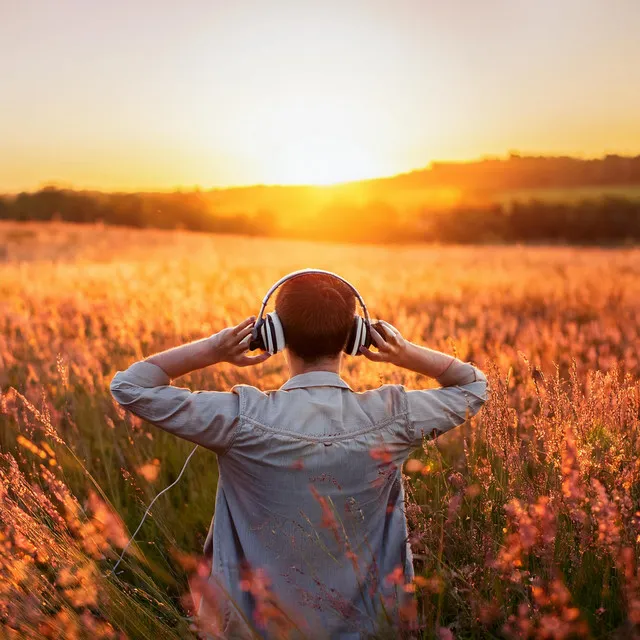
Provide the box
[2,221,640,638]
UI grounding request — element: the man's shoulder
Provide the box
[228,383,269,402]
[357,383,406,396]
[353,383,408,415]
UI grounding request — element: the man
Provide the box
[110,272,488,639]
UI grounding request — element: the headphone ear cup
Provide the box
[249,319,266,351]
[344,317,357,356]
[361,320,372,349]
[266,311,286,354]
[345,315,367,356]
[262,315,274,354]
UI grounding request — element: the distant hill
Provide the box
[2,154,640,244]
[197,153,640,222]
[373,153,640,190]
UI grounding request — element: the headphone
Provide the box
[248,269,372,356]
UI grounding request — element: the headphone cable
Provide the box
[110,443,200,575]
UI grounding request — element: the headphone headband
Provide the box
[256,269,370,324]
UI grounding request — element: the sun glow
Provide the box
[228,98,392,186]
[269,135,383,185]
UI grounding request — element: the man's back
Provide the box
[111,363,488,638]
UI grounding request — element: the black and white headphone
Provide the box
[248,269,372,356]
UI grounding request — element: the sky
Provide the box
[1,0,639,191]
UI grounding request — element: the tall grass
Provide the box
[2,222,640,638]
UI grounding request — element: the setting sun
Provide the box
[244,102,388,185]
[265,133,383,186]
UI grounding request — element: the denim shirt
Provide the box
[110,362,488,638]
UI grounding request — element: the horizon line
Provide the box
[5,149,640,196]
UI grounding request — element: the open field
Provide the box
[2,221,640,638]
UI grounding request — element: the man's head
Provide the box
[275,273,356,364]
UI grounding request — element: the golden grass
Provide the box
[2,221,640,638]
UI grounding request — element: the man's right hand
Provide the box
[360,319,484,388]
[209,317,272,367]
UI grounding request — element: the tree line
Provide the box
[390,153,640,191]
[0,188,276,236]
[1,187,640,245]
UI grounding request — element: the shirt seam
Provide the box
[239,411,409,442]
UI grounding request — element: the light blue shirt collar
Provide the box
[280,370,351,391]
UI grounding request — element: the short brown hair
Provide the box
[275,273,356,362]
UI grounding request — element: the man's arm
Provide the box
[109,317,270,453]
[360,320,488,444]
[145,316,270,379]
[360,319,484,386]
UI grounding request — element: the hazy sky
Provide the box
[2,0,639,191]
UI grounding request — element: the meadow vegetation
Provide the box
[2,221,640,638]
